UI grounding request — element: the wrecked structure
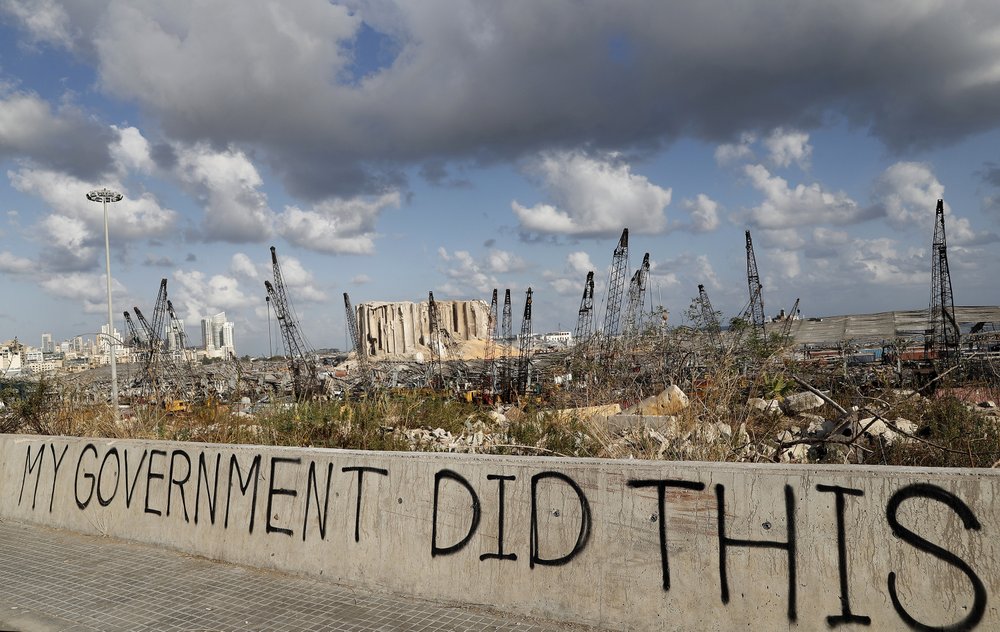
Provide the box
[357,299,491,358]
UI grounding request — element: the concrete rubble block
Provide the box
[780,391,825,415]
[626,385,689,416]
[893,417,918,435]
[553,403,622,423]
[604,414,680,435]
[748,397,783,416]
[860,416,917,446]
[781,443,810,463]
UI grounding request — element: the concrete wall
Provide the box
[1,434,998,631]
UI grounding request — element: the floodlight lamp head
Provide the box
[86,188,124,203]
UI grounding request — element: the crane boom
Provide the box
[744,230,765,335]
[265,246,317,399]
[697,284,722,350]
[516,287,533,395]
[574,271,595,345]
[481,289,499,393]
[602,228,629,350]
[623,252,650,335]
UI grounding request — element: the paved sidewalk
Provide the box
[0,520,600,632]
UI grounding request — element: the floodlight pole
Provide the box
[87,188,124,419]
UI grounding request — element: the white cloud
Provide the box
[873,162,945,230]
[566,251,594,276]
[1,0,73,48]
[172,269,255,327]
[681,194,720,232]
[276,192,400,255]
[485,249,527,274]
[111,126,155,175]
[175,143,274,243]
[873,161,998,245]
[767,250,801,280]
[714,132,757,166]
[266,253,326,302]
[512,150,670,237]
[948,215,1000,247]
[38,272,128,314]
[847,238,926,286]
[764,128,812,169]
[437,248,494,294]
[351,274,371,285]
[229,252,259,279]
[744,163,867,228]
[811,227,850,246]
[0,250,32,274]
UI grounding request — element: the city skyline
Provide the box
[0,2,999,357]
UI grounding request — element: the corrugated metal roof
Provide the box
[787,306,1000,345]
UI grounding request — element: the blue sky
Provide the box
[1,1,999,356]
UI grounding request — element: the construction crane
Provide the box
[623,252,650,335]
[744,230,766,336]
[166,300,187,359]
[264,246,317,400]
[149,279,169,356]
[573,271,595,346]
[780,298,800,340]
[481,289,499,394]
[928,199,960,362]
[427,291,443,387]
[500,289,513,398]
[697,284,722,351]
[602,228,629,355]
[344,292,372,388]
[123,311,145,351]
[516,287,533,395]
[132,306,162,400]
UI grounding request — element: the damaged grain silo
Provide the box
[357,299,491,359]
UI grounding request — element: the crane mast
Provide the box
[344,292,372,388]
[574,271,595,345]
[265,245,316,399]
[602,228,630,355]
[166,300,186,358]
[123,311,145,350]
[780,298,800,340]
[427,291,443,387]
[516,287,533,395]
[132,306,162,400]
[744,230,766,335]
[150,279,169,355]
[623,252,650,335]
[500,289,513,399]
[481,289,499,394]
[697,284,722,351]
[928,199,959,361]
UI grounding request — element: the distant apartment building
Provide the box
[98,324,125,365]
[0,341,23,376]
[41,333,54,353]
[25,358,62,376]
[167,319,186,352]
[201,312,236,359]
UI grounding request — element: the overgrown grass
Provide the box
[881,394,1000,467]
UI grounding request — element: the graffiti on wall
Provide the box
[12,440,989,631]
